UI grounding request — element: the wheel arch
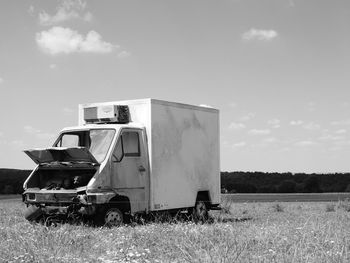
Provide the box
[108,195,131,213]
[195,191,211,208]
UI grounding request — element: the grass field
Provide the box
[0,194,21,200]
[1,198,350,262]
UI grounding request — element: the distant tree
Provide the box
[2,185,14,194]
[295,183,304,193]
[257,185,276,193]
[226,182,257,193]
[277,180,296,193]
[303,175,321,193]
[345,184,350,192]
[221,171,350,194]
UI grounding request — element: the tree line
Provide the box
[0,169,31,194]
[1,169,350,194]
[221,171,350,193]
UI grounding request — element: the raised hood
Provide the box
[24,147,99,165]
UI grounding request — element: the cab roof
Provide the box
[60,122,145,132]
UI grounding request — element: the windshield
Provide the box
[54,129,116,163]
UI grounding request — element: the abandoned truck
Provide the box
[22,99,220,226]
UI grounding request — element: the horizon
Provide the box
[0,0,349,173]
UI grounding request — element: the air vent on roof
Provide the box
[84,105,130,124]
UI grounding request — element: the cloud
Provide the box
[262,137,278,144]
[0,131,3,137]
[335,129,347,134]
[294,140,316,147]
[335,140,350,146]
[318,134,343,141]
[242,28,278,41]
[228,122,246,130]
[248,129,271,135]
[49,64,57,69]
[0,77,3,84]
[38,0,92,26]
[268,119,281,129]
[117,51,131,59]
[331,119,350,126]
[36,27,117,55]
[239,113,255,122]
[290,120,303,126]
[303,122,321,130]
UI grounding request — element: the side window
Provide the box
[112,131,141,162]
[122,131,140,157]
[59,134,79,147]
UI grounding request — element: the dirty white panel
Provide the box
[150,100,220,210]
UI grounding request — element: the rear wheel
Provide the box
[193,200,208,222]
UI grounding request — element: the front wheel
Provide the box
[93,206,124,227]
[104,208,124,227]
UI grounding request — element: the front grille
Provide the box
[35,193,76,203]
[27,193,36,200]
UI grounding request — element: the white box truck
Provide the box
[23,99,220,226]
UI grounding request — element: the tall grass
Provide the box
[1,198,350,262]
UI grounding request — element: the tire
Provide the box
[24,206,43,222]
[94,206,124,227]
[104,207,124,227]
[92,205,127,227]
[193,200,208,223]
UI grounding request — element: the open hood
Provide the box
[24,147,99,165]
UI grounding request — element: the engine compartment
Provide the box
[26,167,96,190]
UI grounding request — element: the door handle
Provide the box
[138,165,146,172]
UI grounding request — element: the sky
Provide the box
[0,0,349,173]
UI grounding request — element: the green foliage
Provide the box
[325,204,336,212]
[345,184,350,192]
[271,203,284,212]
[0,169,31,194]
[337,199,350,212]
[303,175,321,193]
[277,180,296,193]
[221,172,350,194]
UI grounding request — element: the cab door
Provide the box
[111,128,149,213]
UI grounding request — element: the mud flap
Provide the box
[24,206,43,221]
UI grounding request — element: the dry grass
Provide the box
[1,198,350,262]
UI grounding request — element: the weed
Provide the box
[271,203,284,212]
[337,199,350,212]
[325,203,336,212]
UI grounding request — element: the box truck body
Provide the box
[23,99,220,225]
